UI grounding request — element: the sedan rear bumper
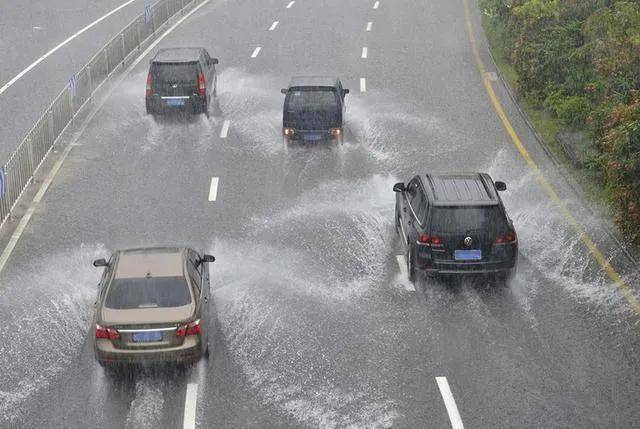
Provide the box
[95,336,203,365]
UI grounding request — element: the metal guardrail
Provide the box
[0,0,197,229]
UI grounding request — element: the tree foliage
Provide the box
[481,0,640,241]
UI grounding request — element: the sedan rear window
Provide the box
[105,277,192,309]
[153,62,198,82]
[286,89,338,110]
[431,206,507,234]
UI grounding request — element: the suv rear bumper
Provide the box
[146,94,206,114]
[283,128,341,143]
[95,336,203,366]
[418,259,517,275]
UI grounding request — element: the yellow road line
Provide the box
[462,0,640,314]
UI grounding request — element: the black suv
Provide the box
[393,173,518,282]
[281,76,349,144]
[146,47,218,117]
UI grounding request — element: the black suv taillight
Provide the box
[197,72,206,95]
[495,229,517,244]
[146,72,152,96]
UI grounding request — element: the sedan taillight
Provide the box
[95,324,120,340]
[176,320,201,337]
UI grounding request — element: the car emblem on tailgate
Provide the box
[464,236,473,247]
[172,84,178,88]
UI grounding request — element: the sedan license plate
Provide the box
[132,331,162,342]
[166,99,185,107]
[454,249,482,261]
[304,133,322,141]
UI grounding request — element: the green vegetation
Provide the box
[479,0,640,244]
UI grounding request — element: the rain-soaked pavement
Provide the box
[0,0,639,427]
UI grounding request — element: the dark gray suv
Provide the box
[393,173,518,283]
[145,47,218,117]
[281,76,349,144]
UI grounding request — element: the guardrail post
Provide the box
[121,33,126,67]
[69,85,75,126]
[26,137,35,178]
[87,65,93,96]
[47,109,54,150]
[105,48,110,76]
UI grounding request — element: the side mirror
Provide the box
[93,258,109,268]
[210,58,218,65]
[343,89,349,95]
[495,181,507,192]
[393,182,405,193]
[280,88,288,94]
[201,254,216,263]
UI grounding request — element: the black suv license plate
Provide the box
[454,249,482,261]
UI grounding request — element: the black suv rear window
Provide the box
[431,206,506,234]
[105,277,192,309]
[286,89,338,110]
[153,62,198,82]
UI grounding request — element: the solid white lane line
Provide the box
[251,46,262,58]
[395,255,415,291]
[0,0,212,277]
[0,0,139,96]
[208,177,219,201]
[286,1,295,8]
[366,22,372,31]
[220,120,230,138]
[360,78,366,93]
[373,1,380,9]
[436,377,465,429]
[183,383,198,429]
[269,20,279,30]
[361,47,368,58]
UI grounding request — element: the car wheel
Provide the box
[407,246,417,284]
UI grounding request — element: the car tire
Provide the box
[203,99,210,118]
[407,246,417,284]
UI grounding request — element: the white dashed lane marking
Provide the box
[360,78,366,93]
[373,1,380,9]
[220,120,230,138]
[208,177,219,202]
[436,377,465,429]
[0,0,139,95]
[183,383,198,429]
[269,21,279,30]
[286,1,295,8]
[366,22,372,31]
[361,47,368,58]
[250,46,262,58]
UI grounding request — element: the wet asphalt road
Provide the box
[0,0,639,427]
[0,0,144,160]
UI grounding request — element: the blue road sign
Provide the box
[0,166,6,199]
[69,74,77,97]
